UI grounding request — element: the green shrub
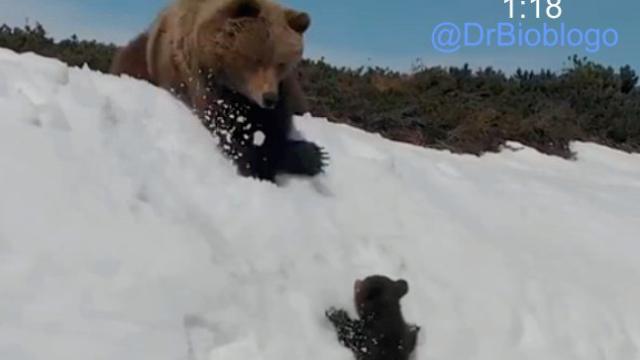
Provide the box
[2,23,638,158]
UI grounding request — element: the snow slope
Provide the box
[1,48,640,360]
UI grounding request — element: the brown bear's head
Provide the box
[354,275,409,320]
[194,0,310,109]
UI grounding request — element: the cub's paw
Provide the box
[325,307,350,324]
[406,324,421,351]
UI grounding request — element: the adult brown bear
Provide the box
[111,0,327,182]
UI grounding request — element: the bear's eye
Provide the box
[277,62,288,72]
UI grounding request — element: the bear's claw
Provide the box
[282,140,329,176]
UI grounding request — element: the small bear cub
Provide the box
[326,275,420,360]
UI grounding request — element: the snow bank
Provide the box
[0,49,639,360]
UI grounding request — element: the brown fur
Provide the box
[123,0,310,113]
[109,0,325,182]
[110,0,309,114]
[110,33,153,83]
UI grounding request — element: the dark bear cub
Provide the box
[326,275,420,360]
[203,88,328,181]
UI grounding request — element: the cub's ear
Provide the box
[227,0,261,19]
[394,279,409,298]
[285,10,310,34]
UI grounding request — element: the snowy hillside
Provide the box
[1,48,640,360]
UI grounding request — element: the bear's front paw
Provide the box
[282,140,329,176]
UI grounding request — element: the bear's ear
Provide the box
[285,10,310,34]
[394,279,409,298]
[227,0,261,19]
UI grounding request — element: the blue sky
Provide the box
[1,0,638,73]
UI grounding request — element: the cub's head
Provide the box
[194,0,310,108]
[354,275,409,319]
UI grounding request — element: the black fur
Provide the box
[326,275,420,360]
[202,86,328,182]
